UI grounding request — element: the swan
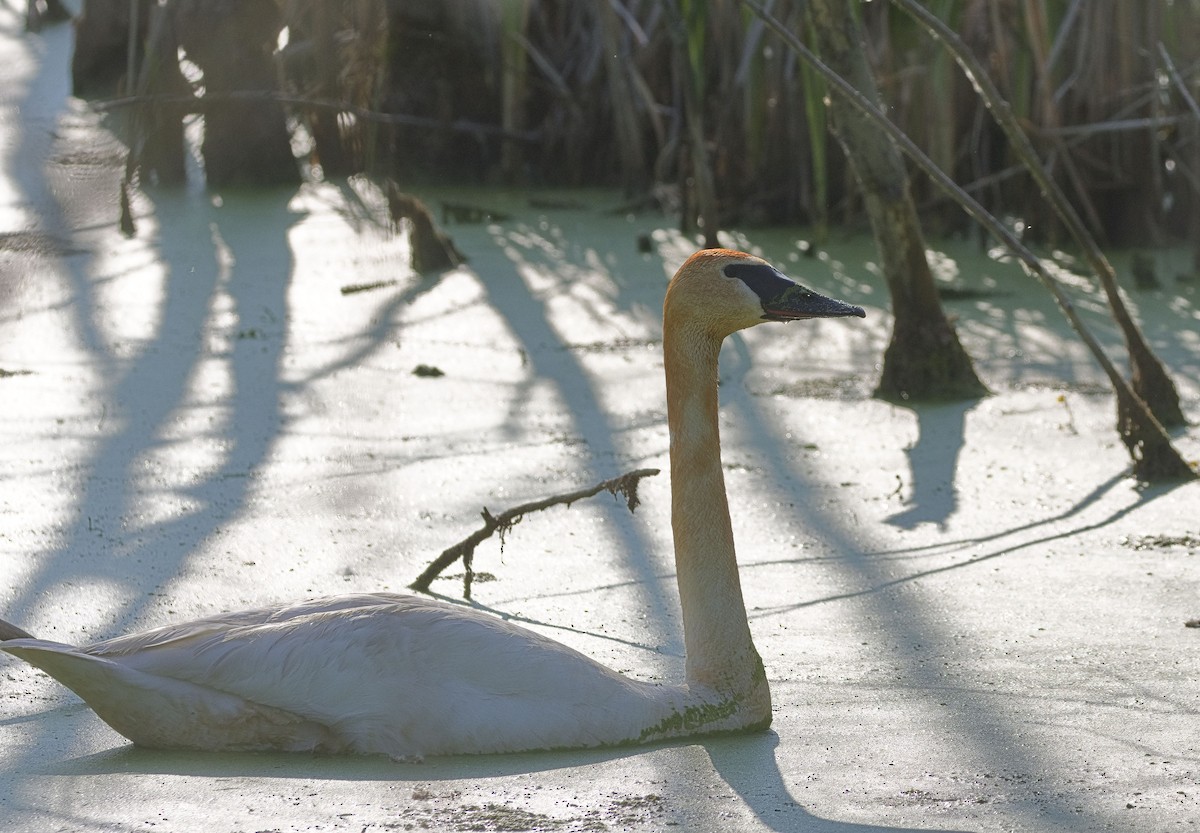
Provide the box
[0,249,864,758]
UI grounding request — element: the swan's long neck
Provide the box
[664,322,762,694]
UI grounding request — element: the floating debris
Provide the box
[1120,533,1200,551]
[340,279,398,295]
[440,201,509,224]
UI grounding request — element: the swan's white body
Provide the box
[1,249,863,758]
[4,594,702,755]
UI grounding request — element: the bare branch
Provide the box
[409,468,661,597]
[1158,44,1200,123]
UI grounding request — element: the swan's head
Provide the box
[665,248,865,338]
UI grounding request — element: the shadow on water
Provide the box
[884,401,977,531]
[394,225,985,831]
[456,223,683,653]
[35,731,972,832]
[2,14,1194,833]
[34,732,652,780]
[703,735,976,833]
[277,177,452,389]
[0,0,313,642]
[1,87,304,781]
[4,185,298,638]
[719,363,1192,832]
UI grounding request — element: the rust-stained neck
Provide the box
[662,266,762,694]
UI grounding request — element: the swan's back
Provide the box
[3,593,680,757]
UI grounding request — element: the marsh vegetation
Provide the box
[63,0,1200,478]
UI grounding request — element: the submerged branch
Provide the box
[742,0,1195,481]
[410,468,661,597]
[94,91,542,143]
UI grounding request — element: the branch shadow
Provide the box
[721,368,1191,832]
[4,184,298,634]
[1,127,305,787]
[423,227,994,829]
[3,36,1193,827]
[449,224,684,654]
[755,472,1159,620]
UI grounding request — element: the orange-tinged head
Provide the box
[664,248,865,338]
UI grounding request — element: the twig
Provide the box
[1031,114,1193,138]
[409,468,661,597]
[339,279,397,296]
[1158,44,1200,123]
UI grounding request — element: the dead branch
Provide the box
[1031,115,1193,138]
[385,182,467,275]
[409,468,660,598]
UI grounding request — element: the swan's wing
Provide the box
[87,595,665,755]
[86,593,414,657]
[0,595,445,753]
[7,594,674,755]
[1,638,341,752]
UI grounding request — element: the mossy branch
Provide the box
[409,468,661,598]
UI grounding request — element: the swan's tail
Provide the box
[0,619,34,641]
[1,639,342,753]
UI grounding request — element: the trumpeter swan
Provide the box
[0,249,864,758]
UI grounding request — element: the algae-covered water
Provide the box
[2,9,1199,833]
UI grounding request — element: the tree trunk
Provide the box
[597,0,649,195]
[175,0,298,187]
[306,1,355,177]
[133,2,187,186]
[499,0,531,184]
[805,0,985,401]
[663,0,719,248]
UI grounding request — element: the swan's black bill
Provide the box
[724,262,866,321]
